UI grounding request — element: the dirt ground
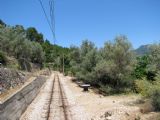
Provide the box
[63,76,160,120]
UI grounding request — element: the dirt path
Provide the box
[64,76,160,120]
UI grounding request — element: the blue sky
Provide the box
[0,0,160,48]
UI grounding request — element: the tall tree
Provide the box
[95,35,135,88]
[26,27,44,43]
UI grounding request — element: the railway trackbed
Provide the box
[20,72,73,120]
[46,74,72,120]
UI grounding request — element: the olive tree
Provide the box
[95,35,135,89]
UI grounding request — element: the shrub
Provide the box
[133,55,150,79]
[31,42,45,64]
[99,84,115,95]
[0,51,7,65]
[134,73,160,111]
[134,78,152,96]
[151,89,160,111]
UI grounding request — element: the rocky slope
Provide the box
[0,68,29,94]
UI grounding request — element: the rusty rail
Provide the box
[46,75,55,120]
[46,73,71,120]
[57,75,69,120]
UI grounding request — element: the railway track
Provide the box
[20,73,74,120]
[46,73,72,120]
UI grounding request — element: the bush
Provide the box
[99,84,115,95]
[0,51,7,65]
[134,74,160,111]
[133,55,150,79]
[134,78,152,96]
[31,42,45,64]
[151,89,160,111]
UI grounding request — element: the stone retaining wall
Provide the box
[0,76,47,120]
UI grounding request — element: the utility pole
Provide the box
[62,54,64,75]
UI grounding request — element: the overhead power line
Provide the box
[38,0,56,44]
[49,0,55,30]
[49,0,56,41]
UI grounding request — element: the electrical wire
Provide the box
[49,0,56,42]
[38,0,56,44]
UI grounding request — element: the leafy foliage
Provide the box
[0,51,7,65]
[149,44,160,71]
[151,88,160,111]
[31,42,45,64]
[133,55,150,79]
[134,78,152,96]
[26,27,44,43]
[71,36,135,93]
[134,76,160,111]
[70,40,99,84]
[98,36,134,88]
[42,40,71,72]
[134,44,160,81]
[0,21,45,71]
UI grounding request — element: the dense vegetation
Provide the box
[0,19,160,111]
[70,37,135,94]
[133,44,160,111]
[0,20,69,72]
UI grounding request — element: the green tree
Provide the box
[71,40,98,84]
[134,55,150,79]
[0,26,18,55]
[134,44,160,81]
[31,42,45,65]
[0,24,46,71]
[149,44,160,71]
[96,35,135,89]
[26,27,44,43]
[80,40,95,57]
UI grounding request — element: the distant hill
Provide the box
[134,45,151,55]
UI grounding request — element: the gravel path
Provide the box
[65,76,160,120]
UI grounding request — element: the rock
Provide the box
[105,111,112,118]
[100,115,104,118]
[125,112,130,116]
[106,116,112,120]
